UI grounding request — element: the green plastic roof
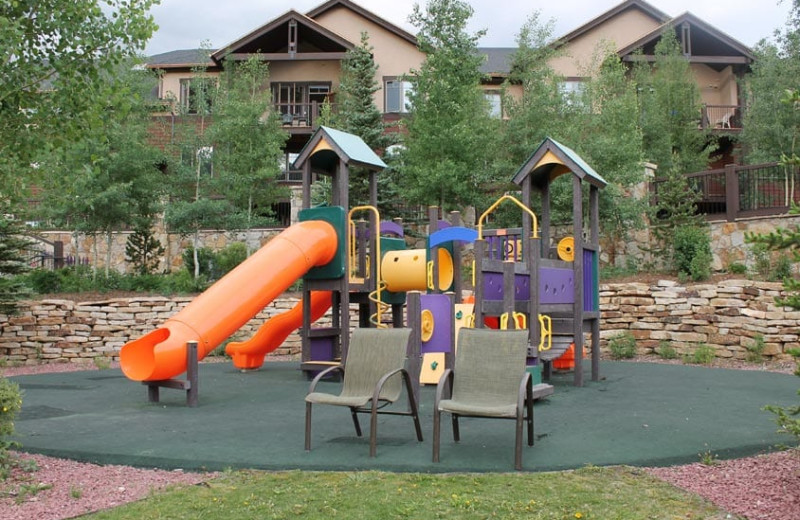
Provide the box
[319,126,387,170]
[512,137,607,188]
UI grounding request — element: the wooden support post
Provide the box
[474,240,486,328]
[445,292,455,370]
[144,341,199,407]
[573,175,584,387]
[725,163,739,222]
[406,291,422,404]
[449,211,463,303]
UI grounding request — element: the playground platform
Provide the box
[9,360,798,473]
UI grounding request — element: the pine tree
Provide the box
[329,32,393,207]
[0,211,31,315]
[125,220,165,275]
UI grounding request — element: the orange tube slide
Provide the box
[225,291,332,370]
[120,220,338,382]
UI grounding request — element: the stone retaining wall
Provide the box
[0,295,317,366]
[600,279,797,360]
[1,278,797,366]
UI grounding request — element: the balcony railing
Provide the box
[653,162,800,222]
[700,104,742,131]
[275,101,337,129]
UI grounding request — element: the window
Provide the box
[384,79,413,113]
[278,152,302,182]
[559,80,586,105]
[181,146,213,176]
[484,90,502,118]
[179,78,214,114]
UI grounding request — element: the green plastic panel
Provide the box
[300,206,346,280]
[380,237,407,305]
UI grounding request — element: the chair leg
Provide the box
[369,398,379,457]
[350,408,363,437]
[433,408,441,463]
[515,413,524,471]
[404,371,423,442]
[452,414,460,442]
[527,398,534,447]
[305,402,312,451]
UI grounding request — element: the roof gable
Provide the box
[617,12,754,64]
[307,0,417,46]
[212,10,354,62]
[556,0,670,46]
[512,137,606,189]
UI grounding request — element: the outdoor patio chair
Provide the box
[433,328,534,470]
[304,327,423,457]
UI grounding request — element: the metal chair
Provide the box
[433,328,534,470]
[304,327,423,457]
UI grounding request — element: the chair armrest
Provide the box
[307,365,344,394]
[372,367,405,403]
[434,369,454,410]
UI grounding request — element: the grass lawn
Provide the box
[84,466,734,519]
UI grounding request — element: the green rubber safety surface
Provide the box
[9,361,798,473]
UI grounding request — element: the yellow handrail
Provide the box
[499,312,527,330]
[538,314,552,351]
[478,194,539,240]
[348,205,383,324]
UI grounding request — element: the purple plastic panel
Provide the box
[584,249,596,312]
[420,293,453,354]
[310,336,335,361]
[483,272,530,301]
[380,221,404,237]
[483,272,504,300]
[539,267,575,304]
[515,274,530,300]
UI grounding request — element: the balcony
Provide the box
[700,104,743,131]
[275,102,337,132]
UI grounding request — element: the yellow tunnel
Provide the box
[381,248,454,292]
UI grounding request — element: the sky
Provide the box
[144,0,792,56]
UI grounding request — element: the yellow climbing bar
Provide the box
[478,194,539,240]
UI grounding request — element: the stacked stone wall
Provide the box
[2,278,798,366]
[600,279,797,360]
[0,295,323,366]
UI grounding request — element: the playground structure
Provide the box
[118,127,605,397]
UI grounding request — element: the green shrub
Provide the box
[608,332,637,359]
[750,243,772,278]
[183,247,218,279]
[215,243,248,277]
[745,333,766,363]
[656,340,678,359]
[763,348,800,442]
[160,270,209,294]
[0,376,23,475]
[672,225,712,279]
[771,254,793,282]
[727,262,747,275]
[24,269,62,293]
[684,344,715,365]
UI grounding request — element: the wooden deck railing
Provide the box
[274,101,337,129]
[700,104,743,131]
[653,162,800,222]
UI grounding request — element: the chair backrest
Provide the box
[340,327,412,402]
[452,328,529,406]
